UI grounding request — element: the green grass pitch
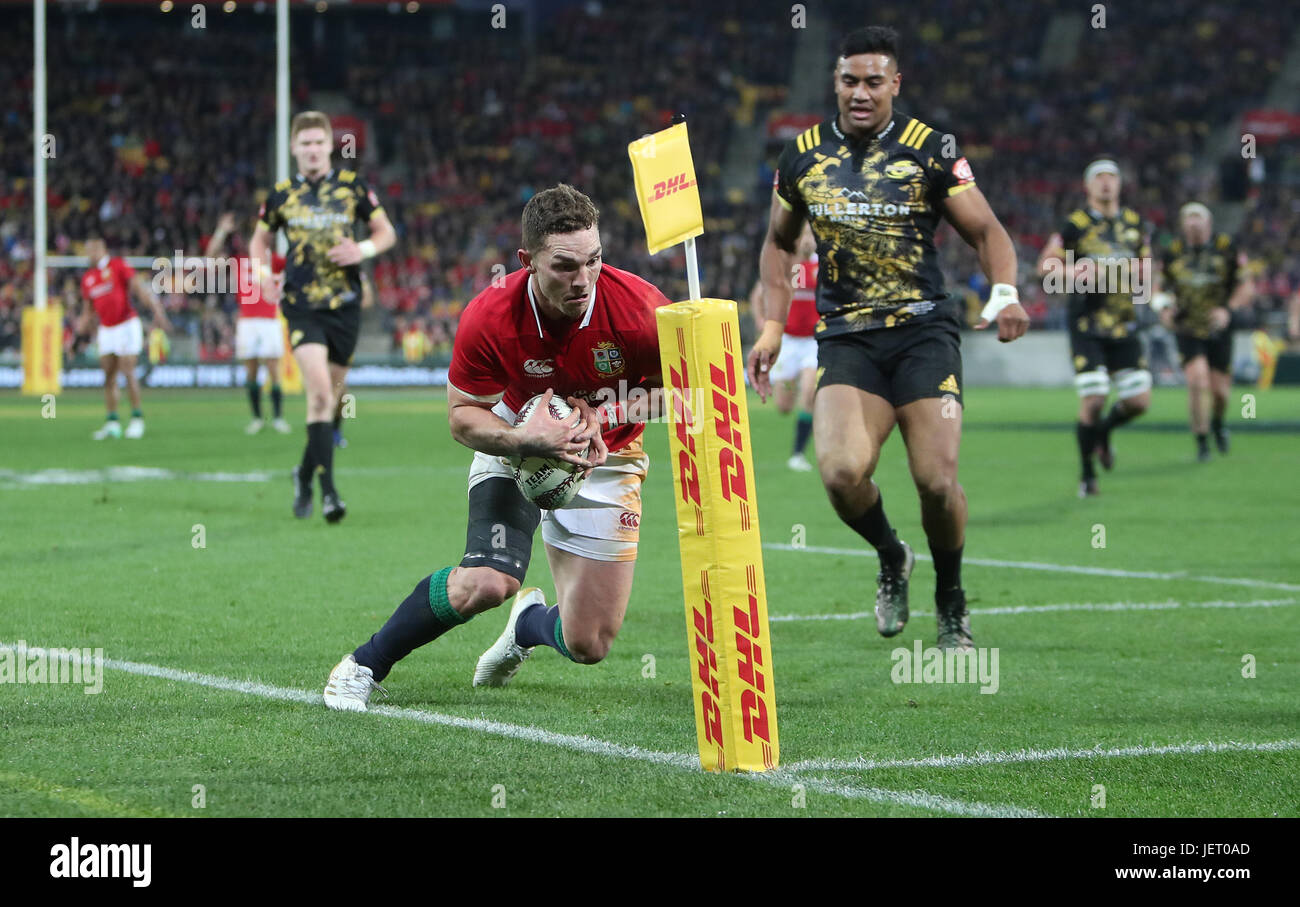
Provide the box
[1,384,1297,817]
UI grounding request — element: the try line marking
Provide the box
[0,642,1042,819]
[771,597,1298,623]
[764,543,1300,592]
[785,739,1300,774]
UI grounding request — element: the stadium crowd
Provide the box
[2,0,1298,357]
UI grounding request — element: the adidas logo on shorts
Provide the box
[939,374,959,393]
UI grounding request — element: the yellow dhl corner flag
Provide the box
[657,299,778,772]
[628,122,704,255]
[21,305,63,396]
[278,314,303,393]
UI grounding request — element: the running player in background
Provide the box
[750,223,819,471]
[79,235,174,440]
[1037,159,1153,497]
[205,212,290,435]
[1155,202,1253,460]
[249,111,396,523]
[746,26,1028,651]
[323,185,669,711]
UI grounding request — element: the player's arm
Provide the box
[76,289,95,336]
[130,273,174,334]
[746,192,805,396]
[941,186,1028,342]
[1036,232,1065,277]
[747,278,765,331]
[204,212,236,259]
[327,207,397,267]
[1227,252,1254,312]
[1151,260,1178,329]
[448,387,592,468]
[247,221,282,305]
[1288,290,1300,343]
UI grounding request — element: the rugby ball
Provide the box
[510,394,590,510]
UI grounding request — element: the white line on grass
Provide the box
[784,738,1300,774]
[770,598,1298,623]
[0,642,1046,818]
[763,543,1300,592]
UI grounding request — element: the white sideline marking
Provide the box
[764,543,1300,592]
[770,598,1298,623]
[0,643,1043,818]
[0,467,274,488]
[785,738,1300,774]
[0,465,463,490]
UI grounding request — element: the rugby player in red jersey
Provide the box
[205,212,290,435]
[79,236,174,440]
[324,184,670,710]
[750,223,820,470]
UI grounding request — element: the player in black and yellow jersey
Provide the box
[1155,202,1253,460]
[249,111,396,523]
[747,26,1028,651]
[1038,159,1153,497]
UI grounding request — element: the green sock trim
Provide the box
[131,409,143,419]
[427,566,467,628]
[796,411,812,423]
[106,412,119,421]
[553,615,576,662]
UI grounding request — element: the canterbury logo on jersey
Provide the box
[523,359,555,376]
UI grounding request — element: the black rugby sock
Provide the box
[845,492,905,564]
[353,568,466,681]
[930,542,964,594]
[247,381,262,418]
[307,421,336,495]
[1077,422,1097,480]
[793,411,813,455]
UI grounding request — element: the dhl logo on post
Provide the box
[628,122,704,255]
[21,305,63,396]
[657,299,778,772]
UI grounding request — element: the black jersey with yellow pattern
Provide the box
[774,111,975,337]
[1161,233,1242,339]
[1060,207,1151,339]
[258,169,383,311]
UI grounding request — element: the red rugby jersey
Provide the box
[785,256,819,337]
[448,265,669,452]
[237,253,287,319]
[80,257,137,327]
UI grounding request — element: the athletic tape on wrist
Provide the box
[358,239,378,260]
[980,283,1019,322]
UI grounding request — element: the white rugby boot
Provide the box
[473,587,546,688]
[323,654,385,712]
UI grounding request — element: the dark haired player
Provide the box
[747,26,1028,651]
[323,185,670,711]
[1155,202,1253,460]
[248,111,396,522]
[79,236,174,440]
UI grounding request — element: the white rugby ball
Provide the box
[510,394,590,510]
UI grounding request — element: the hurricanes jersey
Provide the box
[774,111,976,337]
[258,169,383,311]
[1060,207,1151,339]
[1161,233,1243,339]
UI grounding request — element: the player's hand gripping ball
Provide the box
[509,394,592,509]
